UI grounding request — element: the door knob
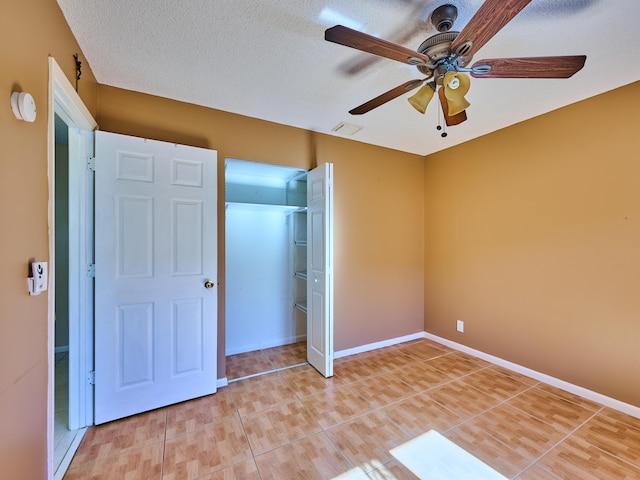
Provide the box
[204,280,214,289]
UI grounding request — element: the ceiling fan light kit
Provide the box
[408,83,435,114]
[324,0,586,132]
[443,71,470,116]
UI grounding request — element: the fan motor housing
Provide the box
[431,4,458,32]
[416,31,473,79]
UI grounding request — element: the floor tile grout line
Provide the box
[568,412,640,473]
[440,381,539,434]
[512,462,562,480]
[603,409,640,431]
[187,385,266,480]
[307,364,502,436]
[228,361,309,383]
[74,347,528,476]
[235,408,260,463]
[240,405,323,460]
[160,409,167,480]
[162,413,242,444]
[333,350,475,387]
[502,391,602,434]
[294,382,339,433]
[433,382,544,468]
[532,384,604,412]
[67,438,168,472]
[71,339,638,478]
[320,429,357,473]
[234,374,326,457]
[511,405,606,479]
[300,361,509,433]
[225,341,307,380]
[187,457,261,480]
[430,377,601,479]
[260,348,275,372]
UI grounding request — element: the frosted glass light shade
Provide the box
[443,72,470,116]
[407,84,435,114]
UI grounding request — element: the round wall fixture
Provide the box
[11,91,37,122]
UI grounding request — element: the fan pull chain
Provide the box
[436,91,447,138]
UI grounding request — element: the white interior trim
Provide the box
[334,332,424,359]
[53,427,87,480]
[335,330,639,419]
[217,377,229,388]
[49,59,97,130]
[423,332,640,420]
[47,56,98,480]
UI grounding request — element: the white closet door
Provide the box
[94,131,217,424]
[307,163,334,377]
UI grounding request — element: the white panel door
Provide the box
[307,163,334,377]
[94,131,217,424]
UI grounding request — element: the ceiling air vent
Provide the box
[332,122,363,136]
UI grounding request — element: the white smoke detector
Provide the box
[11,91,37,123]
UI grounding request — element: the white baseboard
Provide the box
[217,377,228,388]
[222,329,639,419]
[423,331,640,420]
[334,332,425,359]
[54,427,87,480]
[225,335,306,356]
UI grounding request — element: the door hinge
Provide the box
[88,371,95,385]
[87,264,95,277]
[87,157,96,172]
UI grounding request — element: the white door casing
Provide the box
[48,56,97,479]
[94,131,217,424]
[307,163,334,377]
[66,126,95,431]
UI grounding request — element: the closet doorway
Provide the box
[224,159,334,381]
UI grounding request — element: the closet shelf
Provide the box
[225,201,306,212]
[294,301,308,313]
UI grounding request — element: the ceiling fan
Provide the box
[324,0,586,128]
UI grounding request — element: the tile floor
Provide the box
[64,339,640,479]
[225,341,308,380]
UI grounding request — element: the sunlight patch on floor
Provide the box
[391,430,508,480]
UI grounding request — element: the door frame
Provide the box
[223,160,334,375]
[47,57,97,479]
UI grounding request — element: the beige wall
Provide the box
[423,81,640,407]
[0,0,98,478]
[97,86,426,377]
[2,0,637,477]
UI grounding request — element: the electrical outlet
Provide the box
[456,320,464,333]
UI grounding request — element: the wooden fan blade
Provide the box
[349,79,425,115]
[450,0,532,59]
[438,87,467,126]
[325,25,430,66]
[470,56,586,78]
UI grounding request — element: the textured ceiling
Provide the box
[56,0,640,156]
